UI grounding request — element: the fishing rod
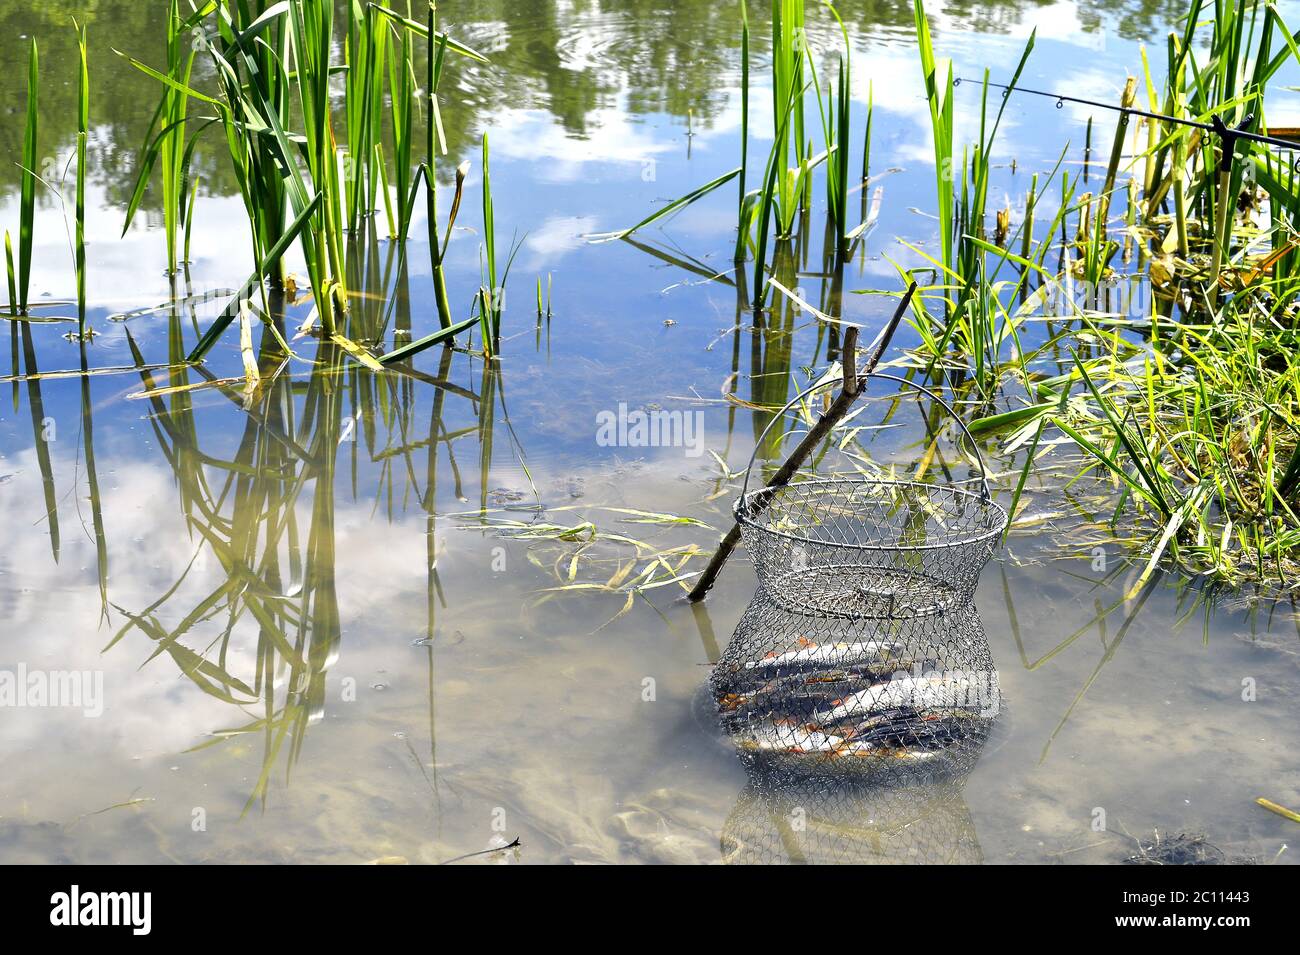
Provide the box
[955,76,1300,170]
[963,76,1299,296]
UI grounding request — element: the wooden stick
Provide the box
[686,281,916,602]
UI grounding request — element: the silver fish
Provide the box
[742,640,901,672]
[813,673,987,725]
[737,722,846,754]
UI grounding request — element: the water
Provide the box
[0,0,1297,864]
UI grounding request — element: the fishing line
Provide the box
[955,76,1300,169]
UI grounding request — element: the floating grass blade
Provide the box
[378,315,478,365]
[587,167,742,243]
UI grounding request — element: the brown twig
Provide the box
[686,281,916,602]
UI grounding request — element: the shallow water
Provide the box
[1,0,1298,864]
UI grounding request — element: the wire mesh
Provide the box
[712,594,999,863]
[710,373,1006,862]
[711,592,999,775]
[733,372,1007,618]
[737,479,1005,617]
[719,744,986,864]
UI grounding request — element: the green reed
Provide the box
[913,0,954,277]
[389,8,416,240]
[861,80,873,184]
[906,0,1300,594]
[734,0,752,263]
[427,14,454,325]
[4,233,16,321]
[345,0,387,233]
[808,3,851,257]
[479,133,521,358]
[366,1,483,324]
[74,22,89,339]
[605,0,878,309]
[131,0,477,354]
[123,0,197,275]
[368,1,487,326]
[124,1,291,288]
[17,38,38,314]
[289,0,348,330]
[771,0,809,235]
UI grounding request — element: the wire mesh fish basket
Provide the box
[712,593,1000,776]
[713,595,997,862]
[735,373,1007,620]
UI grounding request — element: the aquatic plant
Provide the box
[122,0,199,275]
[366,2,487,326]
[882,0,1300,595]
[74,22,89,340]
[770,0,810,237]
[477,133,523,358]
[344,0,387,234]
[808,3,852,257]
[119,0,487,360]
[593,1,875,313]
[11,38,39,316]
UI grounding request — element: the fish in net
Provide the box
[711,591,999,774]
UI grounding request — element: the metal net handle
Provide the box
[739,371,993,505]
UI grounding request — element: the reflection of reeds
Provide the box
[103,259,489,808]
[18,325,59,562]
[78,338,108,620]
[114,324,346,810]
[751,244,798,461]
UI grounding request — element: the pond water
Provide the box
[1,0,1298,864]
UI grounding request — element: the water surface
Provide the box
[1,0,1298,865]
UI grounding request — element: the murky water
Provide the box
[1,0,1298,864]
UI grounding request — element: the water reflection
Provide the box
[720,741,986,863]
[2,0,1298,865]
[0,0,1188,203]
[623,203,866,472]
[77,231,501,811]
